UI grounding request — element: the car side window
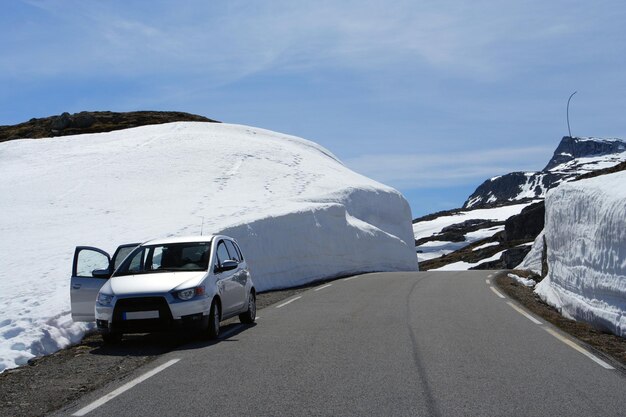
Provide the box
[232,241,244,261]
[216,241,230,266]
[224,240,241,262]
[113,246,136,270]
[149,247,163,270]
[128,249,146,273]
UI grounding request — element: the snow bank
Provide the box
[0,122,417,371]
[516,230,545,274]
[507,273,536,287]
[534,171,626,336]
[431,250,505,271]
[472,242,500,251]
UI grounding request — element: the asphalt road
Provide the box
[56,271,625,417]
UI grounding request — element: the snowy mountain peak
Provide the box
[543,136,626,171]
[463,136,626,209]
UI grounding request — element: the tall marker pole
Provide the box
[567,91,577,138]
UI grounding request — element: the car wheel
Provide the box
[102,331,122,344]
[239,291,256,324]
[207,300,220,339]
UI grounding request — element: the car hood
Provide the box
[109,271,207,296]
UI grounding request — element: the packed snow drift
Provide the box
[0,122,418,371]
[533,171,626,336]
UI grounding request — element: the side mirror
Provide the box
[215,260,238,273]
[92,268,112,279]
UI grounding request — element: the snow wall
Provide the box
[516,230,544,275]
[0,122,418,371]
[533,171,626,336]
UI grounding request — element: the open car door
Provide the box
[70,246,111,322]
[70,243,140,322]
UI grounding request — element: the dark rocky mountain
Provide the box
[0,111,218,142]
[544,136,626,170]
[415,135,626,271]
[464,136,626,209]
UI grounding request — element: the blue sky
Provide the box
[2,1,626,216]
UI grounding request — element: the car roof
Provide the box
[142,235,216,246]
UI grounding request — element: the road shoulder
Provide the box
[494,271,626,371]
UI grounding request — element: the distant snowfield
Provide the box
[0,122,417,371]
[534,171,626,337]
[431,250,505,271]
[413,203,532,241]
[413,203,533,265]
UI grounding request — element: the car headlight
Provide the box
[97,293,114,306]
[175,286,205,301]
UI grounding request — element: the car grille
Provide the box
[112,297,173,333]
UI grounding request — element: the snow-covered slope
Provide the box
[0,122,417,371]
[465,136,626,208]
[413,202,534,263]
[534,171,626,336]
[417,135,625,271]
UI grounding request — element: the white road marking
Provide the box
[489,286,506,299]
[506,301,542,324]
[544,327,614,369]
[342,275,359,281]
[488,274,494,278]
[486,279,491,284]
[276,296,302,309]
[72,358,180,416]
[314,284,332,291]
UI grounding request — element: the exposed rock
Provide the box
[504,201,545,241]
[50,112,71,131]
[412,207,465,224]
[0,111,219,142]
[471,258,503,270]
[72,112,96,129]
[573,160,626,181]
[414,218,503,246]
[464,172,559,209]
[502,245,532,269]
[544,136,626,170]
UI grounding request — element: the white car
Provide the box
[70,235,256,343]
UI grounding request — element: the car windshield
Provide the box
[113,242,211,276]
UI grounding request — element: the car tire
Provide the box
[239,291,256,324]
[102,332,122,344]
[207,299,220,339]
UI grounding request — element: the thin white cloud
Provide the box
[3,0,592,84]
[344,146,554,189]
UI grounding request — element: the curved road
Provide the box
[57,271,625,416]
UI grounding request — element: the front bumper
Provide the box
[96,294,210,334]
